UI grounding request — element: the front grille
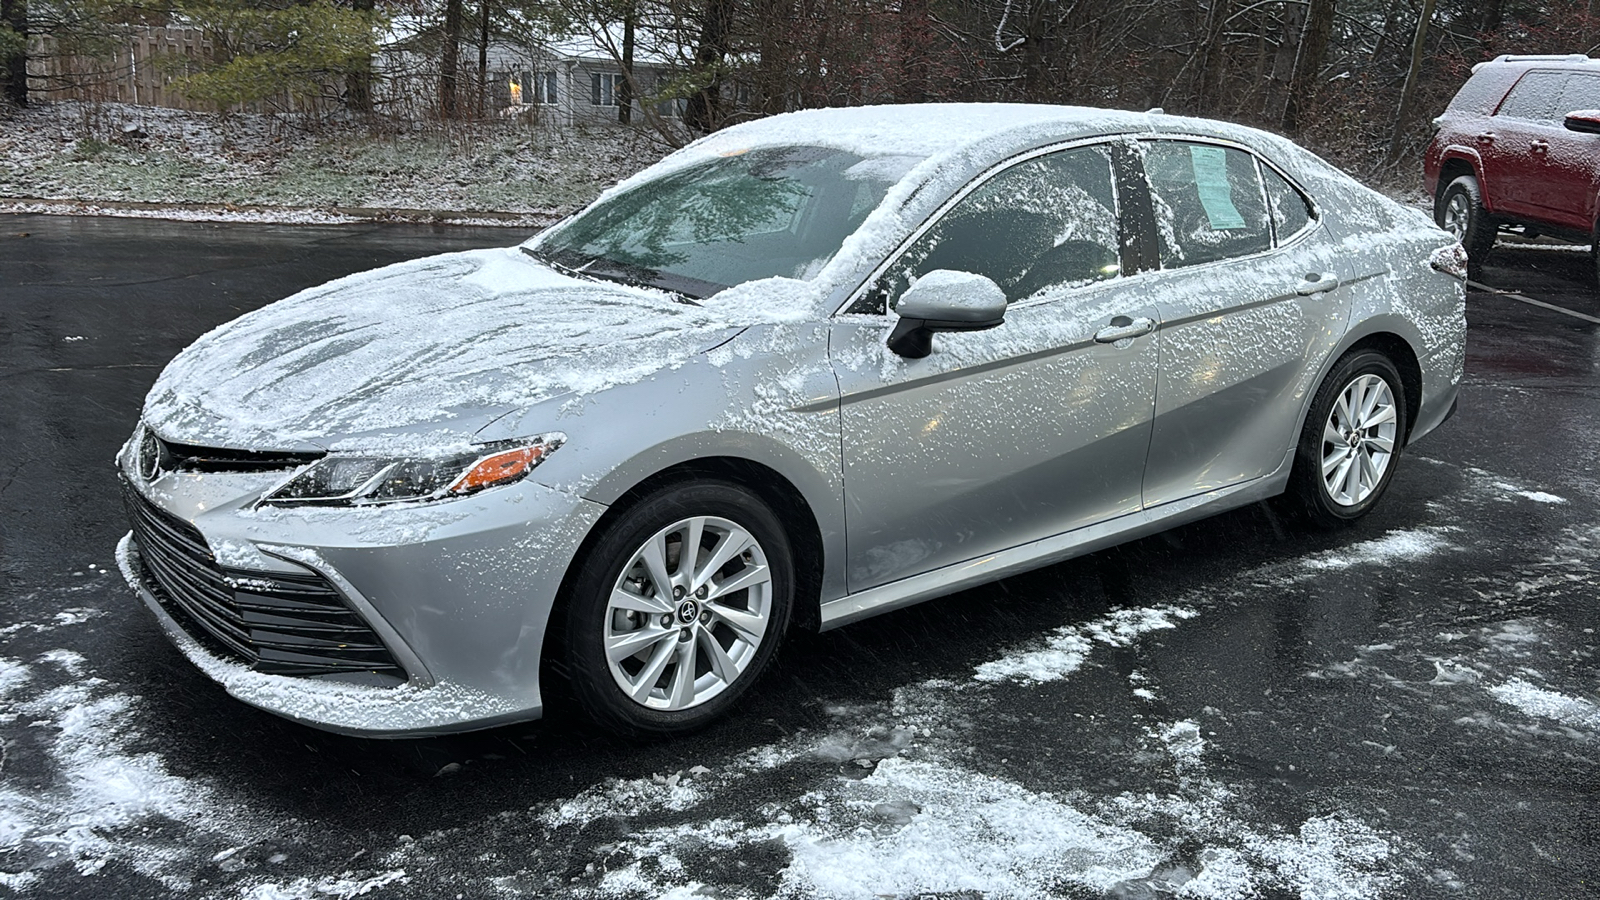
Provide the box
[122,478,404,679]
[142,428,324,476]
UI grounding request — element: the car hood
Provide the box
[141,247,776,451]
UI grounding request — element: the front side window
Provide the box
[1557,72,1600,116]
[1142,141,1271,269]
[533,146,913,298]
[1497,71,1571,123]
[869,144,1121,312]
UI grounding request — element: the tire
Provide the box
[559,480,793,738]
[1435,175,1496,277]
[1284,350,1409,528]
[1592,221,1600,290]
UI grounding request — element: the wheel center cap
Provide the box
[676,599,700,624]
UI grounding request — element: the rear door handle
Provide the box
[1476,132,1496,145]
[1296,272,1341,295]
[1094,315,1155,343]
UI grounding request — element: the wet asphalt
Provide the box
[0,214,1596,899]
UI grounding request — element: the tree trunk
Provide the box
[684,0,732,132]
[897,0,929,103]
[478,0,490,118]
[1194,0,1231,114]
[1281,0,1335,134]
[1387,0,1437,165]
[347,0,375,113]
[440,0,463,118]
[1,0,26,108]
[1266,0,1306,121]
[618,4,635,125]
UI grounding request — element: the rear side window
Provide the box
[1446,67,1522,116]
[1497,71,1571,123]
[1142,141,1271,269]
[1557,72,1600,115]
[1261,164,1313,244]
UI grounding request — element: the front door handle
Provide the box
[1094,315,1156,343]
[1531,139,1549,155]
[1295,272,1341,295]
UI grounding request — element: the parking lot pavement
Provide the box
[1,214,1597,900]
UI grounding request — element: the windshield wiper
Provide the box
[521,247,702,306]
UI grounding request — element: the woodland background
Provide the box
[2,1,1598,184]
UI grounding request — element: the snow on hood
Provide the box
[142,247,791,451]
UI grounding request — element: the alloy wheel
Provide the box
[603,516,773,710]
[1320,374,1398,506]
[1442,192,1471,241]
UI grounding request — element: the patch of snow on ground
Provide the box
[1490,481,1568,504]
[774,757,1161,899]
[0,659,30,700]
[974,604,1197,683]
[240,869,408,900]
[1249,816,1400,900]
[1487,679,1600,732]
[1301,528,1453,571]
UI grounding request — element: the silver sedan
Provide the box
[116,104,1466,738]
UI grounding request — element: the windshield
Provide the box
[531,146,918,299]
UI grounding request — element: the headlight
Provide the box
[261,434,565,507]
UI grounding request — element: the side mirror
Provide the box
[886,270,1007,359]
[1563,110,1600,134]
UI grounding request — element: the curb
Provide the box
[0,196,562,228]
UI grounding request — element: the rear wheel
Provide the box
[1284,350,1408,527]
[1436,175,1495,277]
[560,480,792,738]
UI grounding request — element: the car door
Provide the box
[1543,71,1600,230]
[831,142,1160,592]
[1484,70,1572,221]
[1134,139,1352,509]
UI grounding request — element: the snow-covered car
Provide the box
[117,104,1466,738]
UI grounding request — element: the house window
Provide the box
[508,71,557,106]
[655,75,685,118]
[591,72,623,106]
[532,71,558,104]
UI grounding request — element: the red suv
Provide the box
[1424,54,1600,279]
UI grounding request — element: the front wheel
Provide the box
[560,480,793,738]
[1284,350,1408,527]
[1435,175,1495,277]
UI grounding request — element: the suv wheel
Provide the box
[1436,175,1495,276]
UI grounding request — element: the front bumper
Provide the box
[117,452,607,737]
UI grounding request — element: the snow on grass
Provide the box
[1487,679,1600,732]
[1300,527,1454,571]
[973,604,1197,683]
[0,101,668,221]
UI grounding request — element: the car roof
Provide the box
[607,103,1319,204]
[1473,54,1599,74]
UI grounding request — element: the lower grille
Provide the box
[121,478,404,679]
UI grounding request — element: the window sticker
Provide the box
[1189,145,1246,230]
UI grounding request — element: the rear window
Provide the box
[1446,65,1523,116]
[1497,71,1572,123]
